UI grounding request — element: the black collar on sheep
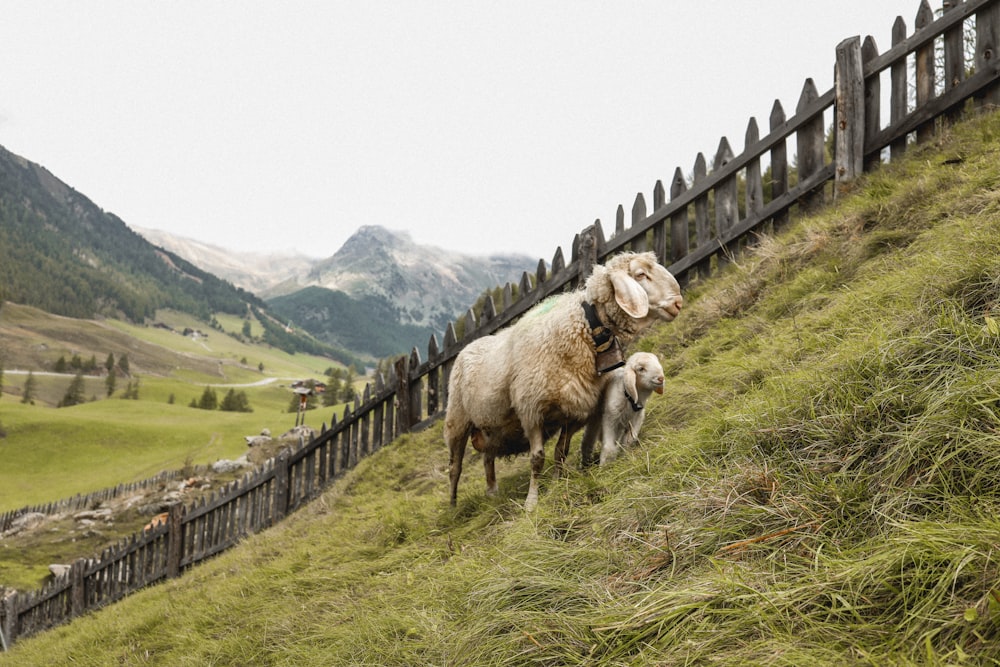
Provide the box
[624,389,643,412]
[582,301,625,374]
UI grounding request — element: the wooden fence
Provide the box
[0,469,205,536]
[3,0,999,650]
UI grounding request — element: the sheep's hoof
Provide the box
[524,492,538,512]
[485,485,498,497]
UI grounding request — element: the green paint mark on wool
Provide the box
[528,297,559,319]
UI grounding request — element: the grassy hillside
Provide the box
[3,112,1000,664]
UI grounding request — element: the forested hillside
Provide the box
[0,145,260,322]
[267,286,437,358]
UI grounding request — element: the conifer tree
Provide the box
[59,372,86,407]
[21,371,36,405]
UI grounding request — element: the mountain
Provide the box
[141,224,539,358]
[132,226,315,298]
[302,225,536,330]
[0,144,262,322]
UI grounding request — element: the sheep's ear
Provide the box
[609,271,650,318]
[624,366,640,404]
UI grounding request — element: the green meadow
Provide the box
[2,112,1000,664]
[0,303,356,512]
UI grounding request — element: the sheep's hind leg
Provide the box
[524,426,545,511]
[552,422,579,478]
[447,425,469,506]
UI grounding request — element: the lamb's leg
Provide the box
[447,424,469,506]
[599,419,620,466]
[524,425,545,511]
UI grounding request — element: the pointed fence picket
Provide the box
[3,0,999,649]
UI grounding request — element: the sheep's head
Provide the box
[587,252,683,333]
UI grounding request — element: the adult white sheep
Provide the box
[579,351,665,467]
[445,251,682,510]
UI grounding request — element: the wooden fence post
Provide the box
[835,36,864,195]
[796,78,826,213]
[713,137,737,264]
[273,450,289,521]
[165,502,185,579]
[915,2,936,142]
[890,16,908,160]
[669,167,689,268]
[70,557,87,617]
[394,355,411,437]
[1,593,16,650]
[976,0,1000,109]
[769,101,789,232]
[862,36,882,171]
[577,225,597,281]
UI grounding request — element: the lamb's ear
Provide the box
[623,366,640,405]
[609,270,650,318]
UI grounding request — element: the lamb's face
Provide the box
[629,352,665,395]
[629,255,683,322]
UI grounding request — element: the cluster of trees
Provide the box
[54,352,130,376]
[190,386,253,413]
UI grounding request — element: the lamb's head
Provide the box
[586,252,683,338]
[623,352,665,406]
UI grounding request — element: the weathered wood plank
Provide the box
[631,192,647,252]
[835,37,865,193]
[713,137,737,264]
[890,16,908,160]
[977,0,1000,108]
[915,1,936,142]
[769,100,789,232]
[862,36,882,171]
[943,0,965,124]
[796,78,826,213]
[669,167,689,268]
[744,118,764,219]
[653,179,667,262]
[693,152,711,278]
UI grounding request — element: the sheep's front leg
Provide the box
[524,425,545,511]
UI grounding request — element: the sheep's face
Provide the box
[628,255,683,322]
[629,352,665,395]
[587,252,683,334]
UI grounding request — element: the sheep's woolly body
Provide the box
[445,251,682,510]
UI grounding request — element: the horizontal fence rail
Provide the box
[3,0,999,650]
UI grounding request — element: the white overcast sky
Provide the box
[1,1,925,260]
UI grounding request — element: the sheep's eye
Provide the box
[634,270,647,280]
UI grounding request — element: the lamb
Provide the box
[445,251,682,510]
[579,351,665,467]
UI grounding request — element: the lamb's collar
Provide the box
[582,301,625,374]
[624,390,643,412]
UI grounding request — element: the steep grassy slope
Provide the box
[3,112,1000,665]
